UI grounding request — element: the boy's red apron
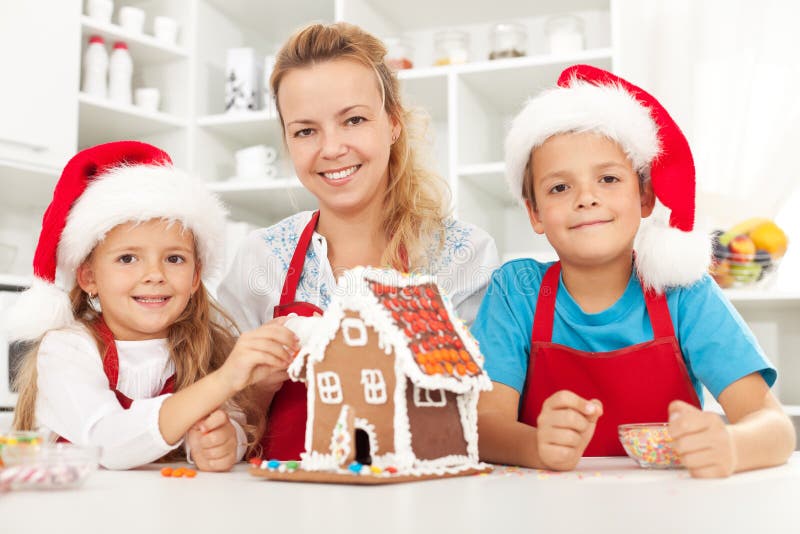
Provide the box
[519,262,701,456]
[260,210,324,460]
[57,318,175,443]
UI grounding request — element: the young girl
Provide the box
[218,22,499,460]
[8,141,297,470]
[473,65,795,478]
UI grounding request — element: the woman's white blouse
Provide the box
[217,211,500,332]
[35,326,247,470]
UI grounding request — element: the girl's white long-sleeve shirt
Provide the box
[35,326,247,470]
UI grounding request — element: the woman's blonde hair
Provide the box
[270,22,450,269]
[13,245,263,460]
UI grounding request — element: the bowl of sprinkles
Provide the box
[618,423,682,469]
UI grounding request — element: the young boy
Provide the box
[473,65,795,478]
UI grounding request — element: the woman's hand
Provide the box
[536,390,603,471]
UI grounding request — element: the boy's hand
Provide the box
[668,400,736,478]
[536,390,603,471]
[187,409,238,472]
[218,317,298,394]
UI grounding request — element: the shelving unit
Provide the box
[0,0,798,437]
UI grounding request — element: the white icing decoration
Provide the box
[413,385,447,408]
[354,417,379,457]
[316,371,343,404]
[341,317,368,346]
[329,405,353,466]
[361,369,388,404]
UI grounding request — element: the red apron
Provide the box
[519,262,701,456]
[259,210,325,460]
[57,318,176,443]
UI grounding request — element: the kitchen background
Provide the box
[0,0,798,441]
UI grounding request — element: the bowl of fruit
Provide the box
[710,218,789,288]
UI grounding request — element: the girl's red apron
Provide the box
[519,262,701,456]
[57,318,175,443]
[259,210,324,460]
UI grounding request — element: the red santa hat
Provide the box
[6,141,228,341]
[505,64,710,292]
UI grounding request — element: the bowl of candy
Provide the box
[618,423,682,469]
[0,434,99,490]
[710,218,789,288]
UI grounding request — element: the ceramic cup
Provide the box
[153,16,179,45]
[118,6,146,34]
[86,0,114,24]
[134,88,160,112]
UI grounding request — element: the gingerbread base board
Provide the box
[248,465,492,485]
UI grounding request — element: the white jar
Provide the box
[545,14,585,55]
[82,35,108,98]
[108,41,133,105]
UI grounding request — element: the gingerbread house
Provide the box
[287,267,492,476]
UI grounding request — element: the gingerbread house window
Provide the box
[413,385,446,407]
[341,317,368,347]
[360,369,387,404]
[317,372,343,404]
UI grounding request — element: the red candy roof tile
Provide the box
[368,281,481,379]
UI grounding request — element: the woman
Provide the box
[218,22,498,460]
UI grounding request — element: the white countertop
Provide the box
[2,455,799,534]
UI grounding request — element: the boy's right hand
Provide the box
[218,317,299,394]
[536,390,603,471]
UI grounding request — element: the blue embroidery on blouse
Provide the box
[259,214,474,310]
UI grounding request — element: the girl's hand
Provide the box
[218,317,299,394]
[668,400,736,478]
[186,409,238,472]
[536,390,603,471]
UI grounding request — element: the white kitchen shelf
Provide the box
[0,160,59,209]
[80,15,188,64]
[362,0,607,30]
[458,162,511,206]
[0,274,32,289]
[207,178,317,224]
[202,0,334,41]
[78,93,186,148]
[197,112,281,146]
[724,288,800,305]
[457,48,614,115]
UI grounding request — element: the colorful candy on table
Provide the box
[710,218,789,288]
[618,423,682,469]
[160,466,197,478]
[248,457,400,477]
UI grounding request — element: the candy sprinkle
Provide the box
[618,424,681,468]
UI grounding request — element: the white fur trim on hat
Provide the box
[634,202,711,293]
[2,278,76,342]
[58,164,228,288]
[505,80,660,206]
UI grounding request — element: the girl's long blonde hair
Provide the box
[271,22,450,270]
[13,256,263,459]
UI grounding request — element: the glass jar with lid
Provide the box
[545,14,585,55]
[384,37,414,70]
[433,30,469,66]
[489,22,527,60]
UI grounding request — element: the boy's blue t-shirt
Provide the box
[471,259,776,403]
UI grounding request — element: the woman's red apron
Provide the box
[519,262,701,456]
[259,210,324,460]
[57,318,175,443]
